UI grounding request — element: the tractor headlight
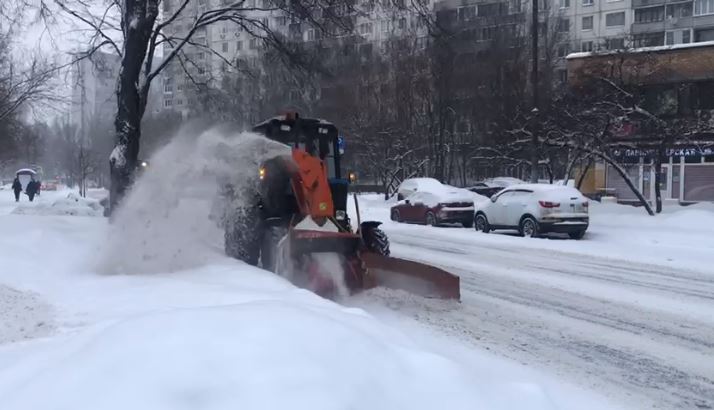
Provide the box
[259,166,266,180]
[336,210,346,220]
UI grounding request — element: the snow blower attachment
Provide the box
[222,113,460,300]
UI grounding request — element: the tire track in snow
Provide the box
[362,230,714,410]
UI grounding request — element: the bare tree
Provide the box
[46,0,358,212]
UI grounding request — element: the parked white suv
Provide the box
[473,184,589,239]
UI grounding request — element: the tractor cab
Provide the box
[252,113,351,226]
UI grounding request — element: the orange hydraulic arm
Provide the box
[290,148,334,218]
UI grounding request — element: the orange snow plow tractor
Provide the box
[222,113,460,300]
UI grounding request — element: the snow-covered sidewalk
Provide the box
[0,190,616,410]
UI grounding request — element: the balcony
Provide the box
[632,0,666,8]
[631,20,668,33]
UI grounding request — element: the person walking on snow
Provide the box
[26,178,38,202]
[12,177,22,202]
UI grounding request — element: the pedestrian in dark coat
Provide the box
[12,177,22,202]
[26,179,38,202]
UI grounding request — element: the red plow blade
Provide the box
[360,253,460,300]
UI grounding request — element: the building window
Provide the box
[478,3,505,16]
[558,69,568,84]
[197,66,205,75]
[307,29,316,41]
[164,99,173,108]
[635,6,664,23]
[560,0,570,8]
[665,30,690,45]
[236,41,243,50]
[222,42,228,52]
[633,32,664,47]
[275,16,286,26]
[695,27,714,41]
[381,20,389,32]
[666,2,693,18]
[581,40,594,51]
[398,18,406,29]
[249,38,258,49]
[458,6,476,21]
[606,11,625,26]
[197,52,205,60]
[582,0,593,6]
[582,16,593,30]
[606,37,625,49]
[557,43,570,57]
[359,22,373,34]
[176,99,183,106]
[694,0,714,15]
[557,18,570,32]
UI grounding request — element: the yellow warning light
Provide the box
[319,202,327,210]
[259,166,266,180]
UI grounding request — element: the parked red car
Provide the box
[390,190,475,227]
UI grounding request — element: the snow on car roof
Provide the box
[505,184,583,194]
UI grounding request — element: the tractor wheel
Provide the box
[362,224,390,256]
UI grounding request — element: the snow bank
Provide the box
[0,300,505,410]
[11,192,104,217]
[0,285,53,345]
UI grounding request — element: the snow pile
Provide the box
[11,192,104,217]
[98,126,289,274]
[0,285,53,345]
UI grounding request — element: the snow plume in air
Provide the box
[96,124,290,274]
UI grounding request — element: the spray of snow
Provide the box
[312,252,350,299]
[96,124,289,274]
[109,145,126,167]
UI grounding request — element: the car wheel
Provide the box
[474,214,490,233]
[426,212,438,227]
[568,230,586,240]
[391,209,401,222]
[520,217,539,238]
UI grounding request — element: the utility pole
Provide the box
[530,0,540,183]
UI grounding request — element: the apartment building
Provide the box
[631,0,714,47]
[70,51,121,134]
[557,0,632,52]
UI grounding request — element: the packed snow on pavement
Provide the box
[349,193,714,410]
[0,129,619,410]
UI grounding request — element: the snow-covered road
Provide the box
[352,196,714,410]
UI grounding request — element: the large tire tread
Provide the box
[363,226,390,256]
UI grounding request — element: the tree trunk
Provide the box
[576,158,593,190]
[563,150,581,182]
[653,148,665,214]
[603,155,655,216]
